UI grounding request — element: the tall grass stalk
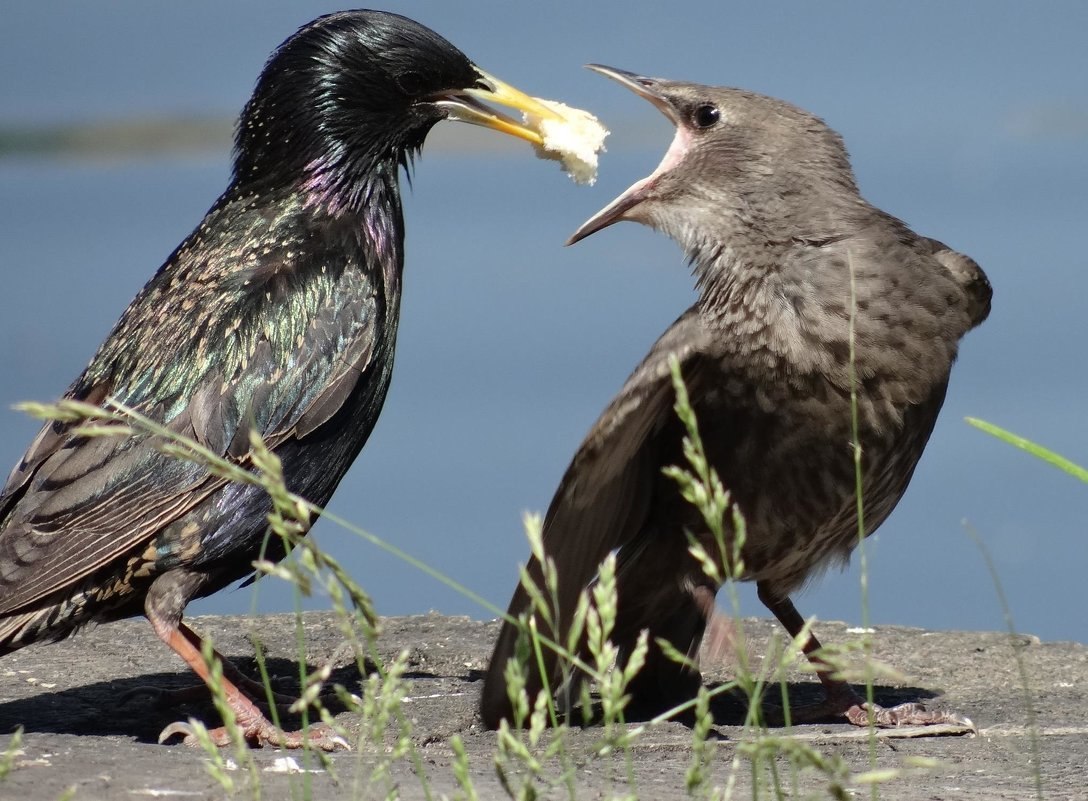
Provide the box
[0,727,22,781]
[964,417,1088,801]
[965,527,1043,801]
[847,252,880,801]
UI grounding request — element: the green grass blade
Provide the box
[966,417,1088,484]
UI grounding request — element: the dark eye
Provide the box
[693,104,720,129]
[397,71,424,96]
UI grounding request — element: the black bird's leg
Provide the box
[176,622,317,706]
[120,621,306,709]
[756,581,973,729]
[145,571,348,751]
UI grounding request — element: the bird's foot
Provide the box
[771,684,975,732]
[159,718,350,751]
[840,700,975,731]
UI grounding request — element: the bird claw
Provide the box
[250,721,351,751]
[157,717,350,751]
[766,685,976,735]
[298,726,351,752]
[158,719,202,746]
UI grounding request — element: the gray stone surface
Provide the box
[0,612,1083,800]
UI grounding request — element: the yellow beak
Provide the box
[431,68,573,147]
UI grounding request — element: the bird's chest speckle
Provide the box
[677,331,944,594]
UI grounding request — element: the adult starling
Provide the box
[481,66,991,730]
[0,10,563,750]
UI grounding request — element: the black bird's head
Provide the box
[234,10,547,210]
[568,66,861,254]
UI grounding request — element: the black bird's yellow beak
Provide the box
[567,65,681,245]
[432,68,560,147]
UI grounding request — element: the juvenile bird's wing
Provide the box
[920,237,992,329]
[481,306,716,725]
[0,196,390,616]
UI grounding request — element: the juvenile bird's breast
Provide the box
[688,239,969,592]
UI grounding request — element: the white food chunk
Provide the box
[524,99,608,185]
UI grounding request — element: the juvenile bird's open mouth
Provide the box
[567,64,690,242]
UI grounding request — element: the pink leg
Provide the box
[147,615,348,751]
[757,583,973,729]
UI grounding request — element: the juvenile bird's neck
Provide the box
[681,212,864,380]
[670,193,867,319]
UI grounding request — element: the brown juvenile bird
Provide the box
[0,10,561,750]
[481,66,991,729]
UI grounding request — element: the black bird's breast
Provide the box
[131,190,406,569]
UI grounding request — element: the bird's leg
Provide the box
[144,571,348,750]
[756,582,972,729]
[756,584,866,720]
[121,621,303,708]
[691,584,736,669]
[180,621,302,704]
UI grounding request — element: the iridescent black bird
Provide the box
[0,10,551,749]
[482,67,991,730]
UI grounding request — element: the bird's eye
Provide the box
[396,71,425,97]
[692,104,720,129]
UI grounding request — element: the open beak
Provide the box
[567,65,684,245]
[431,68,566,147]
[581,65,679,125]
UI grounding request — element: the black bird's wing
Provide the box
[0,196,388,619]
[481,306,716,724]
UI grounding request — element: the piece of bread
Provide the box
[524,99,608,185]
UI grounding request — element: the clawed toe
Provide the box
[158,717,350,751]
[764,686,975,734]
[158,719,203,746]
[843,701,976,731]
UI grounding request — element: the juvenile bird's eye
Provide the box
[693,104,720,129]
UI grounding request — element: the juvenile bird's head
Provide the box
[568,66,862,256]
[233,10,547,210]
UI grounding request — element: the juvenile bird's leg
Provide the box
[757,582,972,729]
[691,584,736,669]
[146,571,348,751]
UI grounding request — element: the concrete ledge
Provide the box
[0,612,1082,799]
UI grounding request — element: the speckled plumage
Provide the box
[0,10,540,749]
[481,68,991,729]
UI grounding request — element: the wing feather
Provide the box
[481,307,715,725]
[0,194,383,615]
